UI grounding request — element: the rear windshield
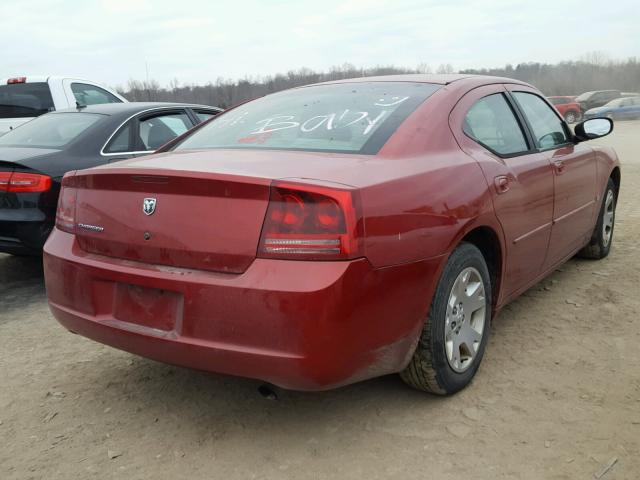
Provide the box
[0,112,103,148]
[0,82,55,118]
[174,82,440,154]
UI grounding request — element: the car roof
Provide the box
[303,73,532,88]
[0,75,110,84]
[581,90,620,95]
[52,102,223,116]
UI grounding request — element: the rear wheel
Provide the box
[564,111,579,123]
[579,178,617,259]
[401,242,491,395]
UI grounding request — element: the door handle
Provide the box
[553,160,566,174]
[494,175,510,194]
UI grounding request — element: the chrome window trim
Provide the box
[99,106,222,157]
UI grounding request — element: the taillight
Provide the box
[7,77,27,84]
[0,172,9,190]
[0,172,52,192]
[56,186,77,233]
[258,181,363,260]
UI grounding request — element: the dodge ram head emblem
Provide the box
[143,198,157,216]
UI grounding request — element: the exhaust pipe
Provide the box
[258,384,278,400]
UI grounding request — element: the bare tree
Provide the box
[116,55,640,108]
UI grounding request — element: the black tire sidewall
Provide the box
[428,243,492,394]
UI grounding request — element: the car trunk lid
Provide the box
[0,118,33,135]
[72,168,272,273]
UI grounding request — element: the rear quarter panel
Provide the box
[359,85,502,268]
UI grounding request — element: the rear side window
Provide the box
[175,82,440,155]
[0,82,55,118]
[194,109,219,122]
[512,92,569,149]
[138,112,192,150]
[104,123,132,153]
[0,112,102,148]
[463,94,529,156]
[71,83,122,106]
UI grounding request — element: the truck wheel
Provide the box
[400,242,491,395]
[579,178,617,259]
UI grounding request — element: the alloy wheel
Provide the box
[445,267,487,373]
[602,189,615,247]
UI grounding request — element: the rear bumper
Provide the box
[44,229,443,390]
[0,209,51,254]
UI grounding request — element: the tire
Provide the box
[400,242,491,395]
[564,111,578,124]
[578,178,617,259]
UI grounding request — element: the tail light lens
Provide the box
[0,172,9,190]
[56,185,77,233]
[0,172,52,192]
[258,181,363,260]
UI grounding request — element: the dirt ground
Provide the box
[1,122,639,480]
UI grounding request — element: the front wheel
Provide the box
[400,242,491,395]
[578,178,617,259]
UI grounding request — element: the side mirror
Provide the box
[574,118,613,142]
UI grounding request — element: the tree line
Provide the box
[117,56,640,108]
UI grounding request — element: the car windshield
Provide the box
[174,82,440,155]
[0,112,103,148]
[0,82,55,118]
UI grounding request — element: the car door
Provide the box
[631,98,640,119]
[507,87,597,269]
[102,109,195,162]
[133,109,193,153]
[617,98,639,120]
[450,85,554,299]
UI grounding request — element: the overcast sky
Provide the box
[1,0,637,88]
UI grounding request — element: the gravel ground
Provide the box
[1,121,639,480]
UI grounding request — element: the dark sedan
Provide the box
[0,102,222,254]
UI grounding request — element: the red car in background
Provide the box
[44,75,620,395]
[548,96,582,123]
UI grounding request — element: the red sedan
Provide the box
[44,75,620,395]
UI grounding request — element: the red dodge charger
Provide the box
[44,75,620,394]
